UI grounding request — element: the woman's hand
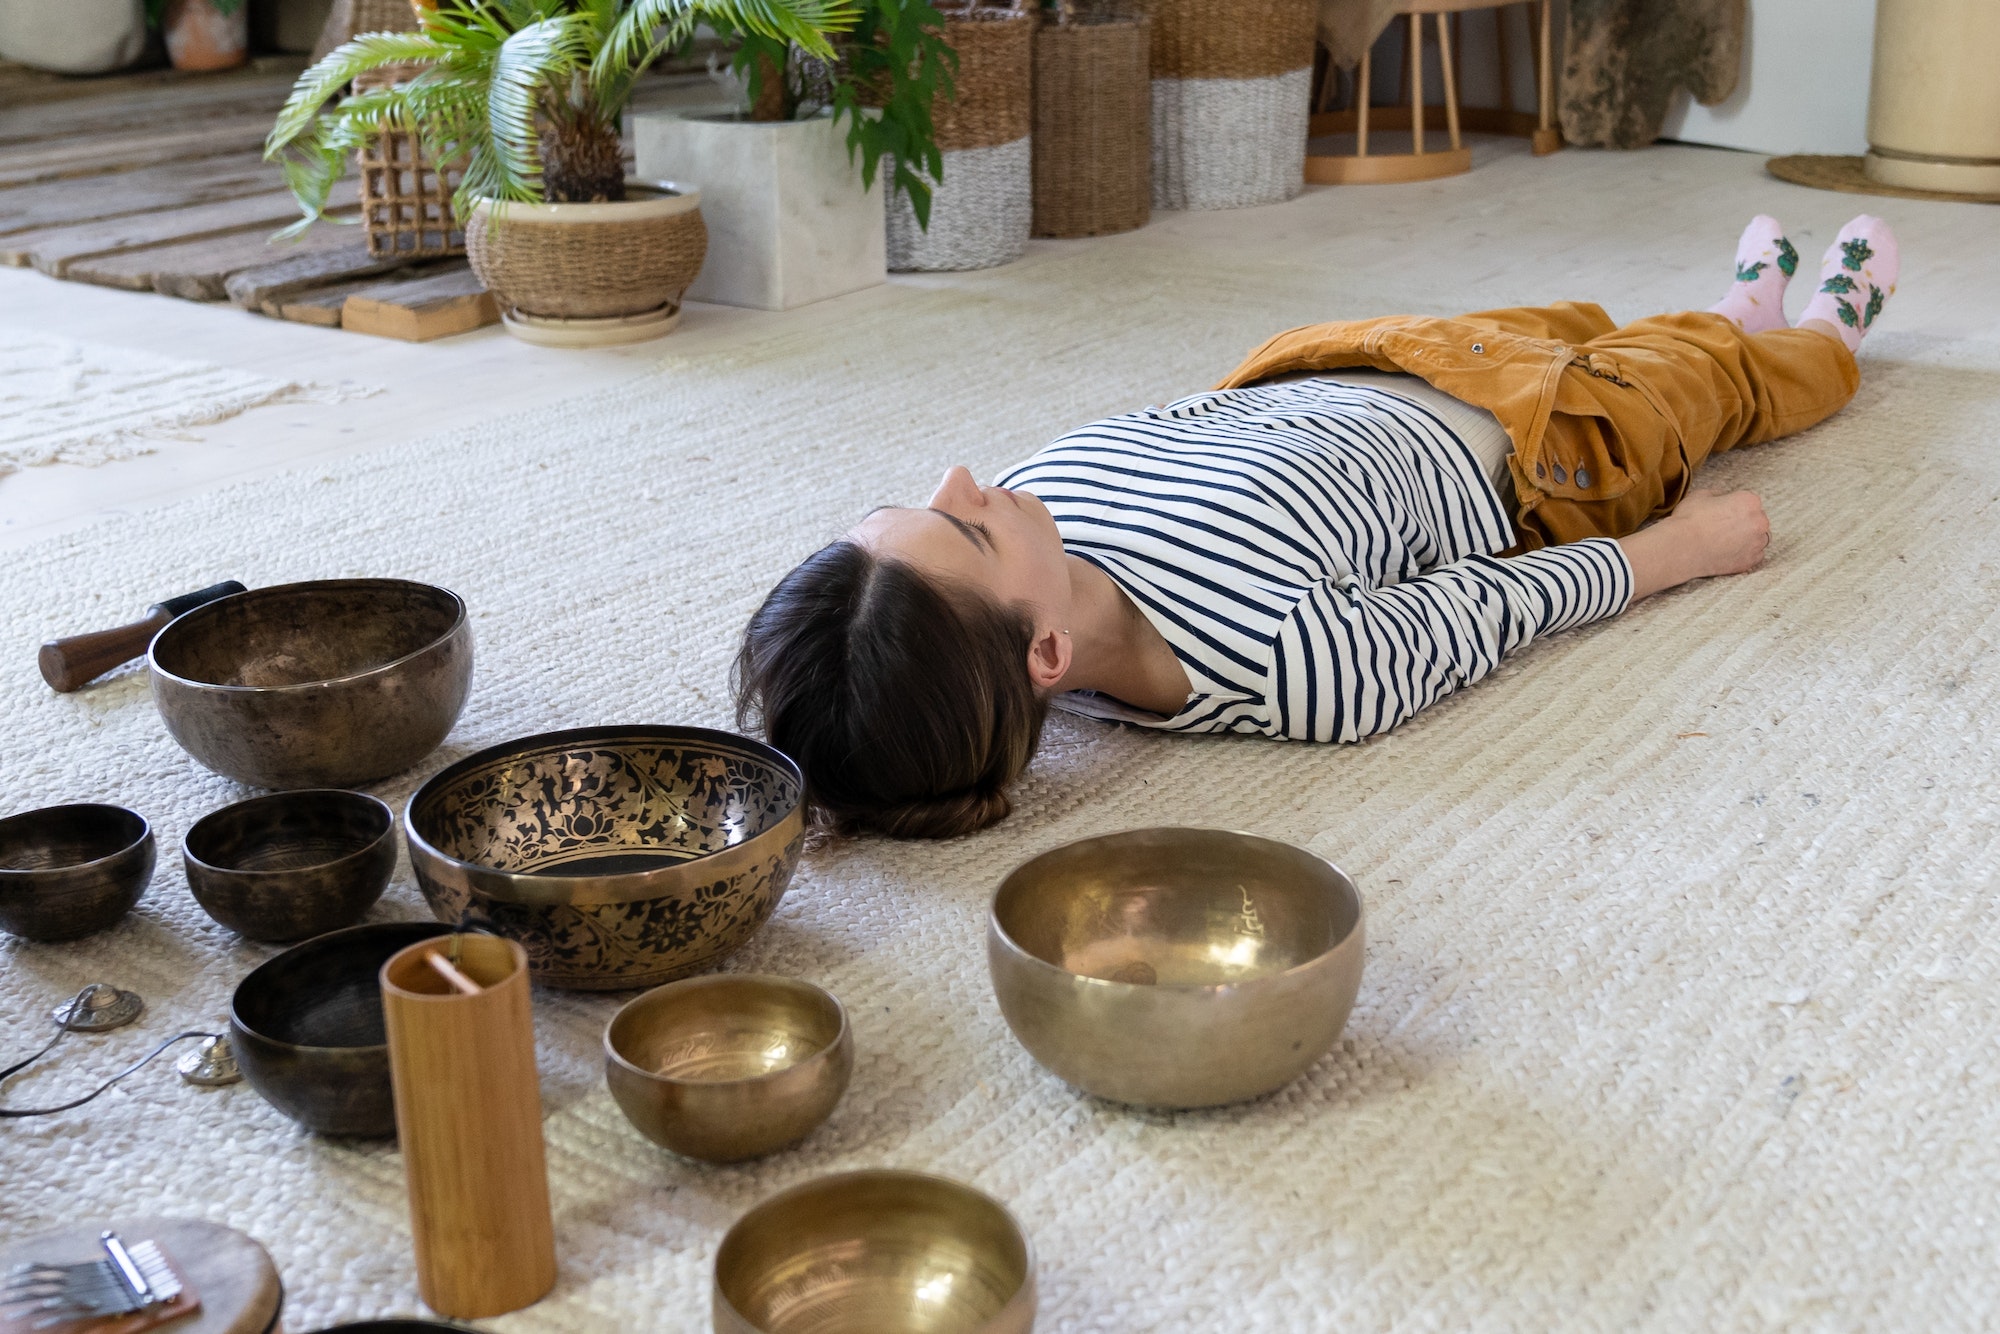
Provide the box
[1618,489,1771,602]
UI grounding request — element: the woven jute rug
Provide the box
[4,186,2000,1330]
[1767,153,2000,206]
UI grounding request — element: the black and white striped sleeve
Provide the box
[1269,537,1632,742]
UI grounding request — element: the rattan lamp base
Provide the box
[499,303,683,348]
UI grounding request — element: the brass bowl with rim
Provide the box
[605,973,851,1163]
[713,1169,1036,1334]
[404,725,806,991]
[183,790,397,942]
[0,804,154,942]
[987,826,1364,1109]
[149,578,473,790]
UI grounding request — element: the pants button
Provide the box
[1553,464,1568,484]
[1535,462,1547,479]
[1575,467,1591,488]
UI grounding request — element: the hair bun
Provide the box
[854,786,1013,840]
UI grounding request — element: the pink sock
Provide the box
[1708,215,1798,333]
[1796,215,1900,352]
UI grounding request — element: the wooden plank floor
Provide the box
[1,58,735,339]
[0,56,492,340]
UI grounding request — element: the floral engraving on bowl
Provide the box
[410,734,804,989]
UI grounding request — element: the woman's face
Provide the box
[853,466,1073,629]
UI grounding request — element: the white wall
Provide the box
[1659,0,1878,155]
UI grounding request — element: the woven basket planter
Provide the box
[466,183,708,346]
[1032,12,1150,237]
[1149,0,1315,211]
[886,5,1035,272]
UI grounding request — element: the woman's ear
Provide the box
[1026,625,1072,691]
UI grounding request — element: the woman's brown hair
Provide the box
[733,540,1050,839]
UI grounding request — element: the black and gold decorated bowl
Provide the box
[403,726,805,991]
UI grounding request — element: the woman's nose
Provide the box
[928,466,984,511]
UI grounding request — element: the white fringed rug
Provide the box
[0,328,366,477]
[4,234,2000,1332]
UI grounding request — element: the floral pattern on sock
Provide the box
[1834,298,1860,329]
[1776,238,1798,277]
[1821,272,1859,295]
[1840,237,1874,271]
[1863,285,1886,328]
[1735,260,1767,283]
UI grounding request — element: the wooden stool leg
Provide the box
[1437,12,1461,151]
[1357,48,1371,157]
[1409,12,1424,155]
[1496,5,1514,117]
[1532,0,1561,153]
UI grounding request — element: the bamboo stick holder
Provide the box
[381,934,557,1319]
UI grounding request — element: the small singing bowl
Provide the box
[605,974,852,1163]
[0,804,155,942]
[149,578,473,791]
[713,1170,1036,1334]
[987,826,1364,1110]
[184,790,397,942]
[405,725,805,990]
[230,919,451,1136]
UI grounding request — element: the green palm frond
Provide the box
[267,32,449,154]
[486,14,598,200]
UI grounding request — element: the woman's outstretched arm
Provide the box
[1618,488,1771,602]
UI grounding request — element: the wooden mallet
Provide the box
[38,581,246,693]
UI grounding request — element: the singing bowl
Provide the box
[987,827,1364,1109]
[713,1170,1036,1334]
[0,804,154,942]
[149,579,473,790]
[230,919,451,1136]
[606,974,851,1163]
[404,725,805,991]
[184,790,397,942]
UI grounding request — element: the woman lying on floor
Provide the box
[735,214,1900,838]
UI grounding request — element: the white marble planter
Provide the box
[632,111,885,312]
[0,0,147,74]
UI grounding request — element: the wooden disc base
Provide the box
[1307,145,1472,184]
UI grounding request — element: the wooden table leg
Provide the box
[1357,48,1371,157]
[1437,12,1462,152]
[1533,0,1560,153]
[1409,12,1424,155]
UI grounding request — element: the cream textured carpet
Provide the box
[0,328,369,478]
[5,222,2000,1333]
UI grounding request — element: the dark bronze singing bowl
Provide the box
[0,804,155,942]
[149,579,473,790]
[714,1170,1036,1334]
[606,974,852,1163]
[988,827,1365,1109]
[184,790,397,942]
[230,920,452,1136]
[404,726,806,991]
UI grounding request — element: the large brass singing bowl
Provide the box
[605,974,852,1163]
[404,726,806,990]
[149,579,473,790]
[713,1170,1036,1334]
[987,827,1364,1109]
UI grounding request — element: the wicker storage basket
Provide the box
[1032,12,1150,237]
[350,55,465,260]
[465,185,708,322]
[1148,0,1315,210]
[886,5,1036,272]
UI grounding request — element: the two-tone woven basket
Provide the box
[1032,11,1151,237]
[886,4,1037,272]
[465,185,708,323]
[1148,0,1316,210]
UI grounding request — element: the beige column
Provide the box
[1865,0,2000,194]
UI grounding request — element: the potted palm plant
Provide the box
[631,0,956,309]
[266,0,858,344]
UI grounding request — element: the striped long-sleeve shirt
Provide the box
[996,376,1634,743]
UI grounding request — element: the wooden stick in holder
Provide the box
[380,934,556,1319]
